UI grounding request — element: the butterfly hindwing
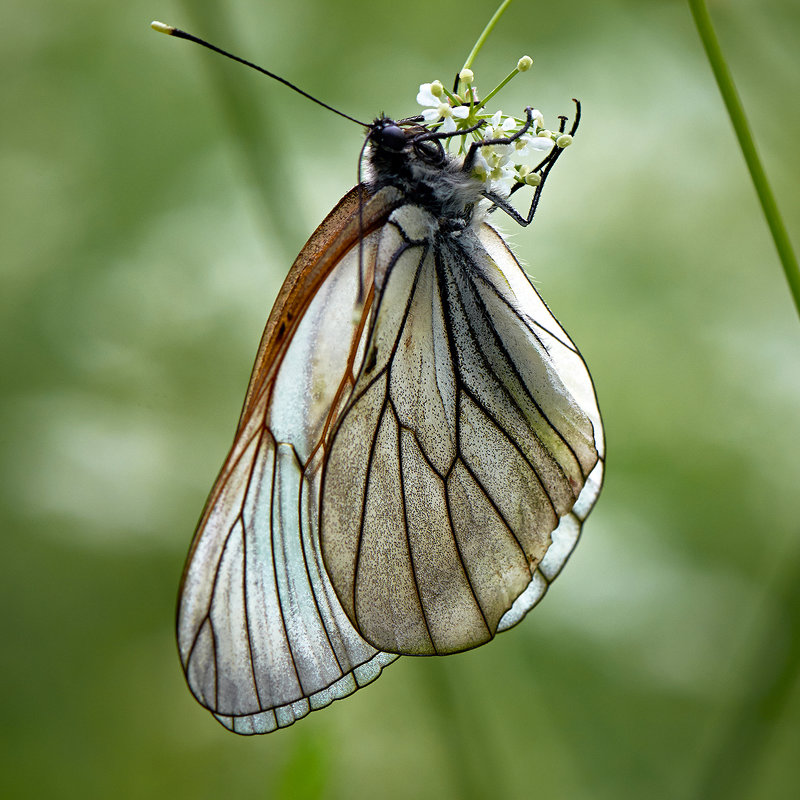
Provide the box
[320,204,604,656]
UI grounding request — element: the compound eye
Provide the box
[374,123,407,152]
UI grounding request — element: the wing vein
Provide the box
[241,522,263,710]
[352,382,391,630]
[478,225,580,352]
[459,383,557,520]
[269,439,305,700]
[474,266,578,354]
[347,241,429,410]
[394,405,437,653]
[453,243,584,482]
[432,241,557,516]
[458,457,533,576]
[293,444,346,674]
[442,472,491,637]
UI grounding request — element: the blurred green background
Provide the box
[2,0,799,797]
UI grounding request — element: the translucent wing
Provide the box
[320,205,604,655]
[480,223,604,634]
[177,187,403,734]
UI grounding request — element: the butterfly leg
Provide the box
[484,100,581,227]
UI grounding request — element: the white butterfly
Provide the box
[158,24,604,735]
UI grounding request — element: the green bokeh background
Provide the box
[3,0,799,797]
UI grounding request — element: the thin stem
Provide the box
[461,0,514,73]
[477,67,520,111]
[688,0,800,319]
[687,9,800,796]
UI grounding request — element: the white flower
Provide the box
[489,164,517,193]
[417,82,470,133]
[416,81,444,105]
[530,135,555,150]
[472,143,516,194]
[471,149,490,183]
[485,110,518,140]
[511,133,554,161]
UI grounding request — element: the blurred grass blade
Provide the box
[176,1,308,253]
[688,0,800,320]
[692,543,800,800]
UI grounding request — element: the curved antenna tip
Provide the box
[151,21,175,35]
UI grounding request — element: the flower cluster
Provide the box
[415,56,573,196]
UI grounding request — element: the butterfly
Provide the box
[154,22,605,735]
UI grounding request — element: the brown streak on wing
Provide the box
[179,185,400,594]
[238,185,401,429]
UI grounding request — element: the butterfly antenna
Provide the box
[151,22,369,127]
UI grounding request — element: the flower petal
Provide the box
[529,136,555,151]
[416,84,439,106]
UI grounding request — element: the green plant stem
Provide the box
[688,0,800,319]
[477,67,519,110]
[461,0,514,73]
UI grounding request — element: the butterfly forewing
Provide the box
[320,205,604,656]
[177,188,404,733]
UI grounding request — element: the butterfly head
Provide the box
[368,118,408,153]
